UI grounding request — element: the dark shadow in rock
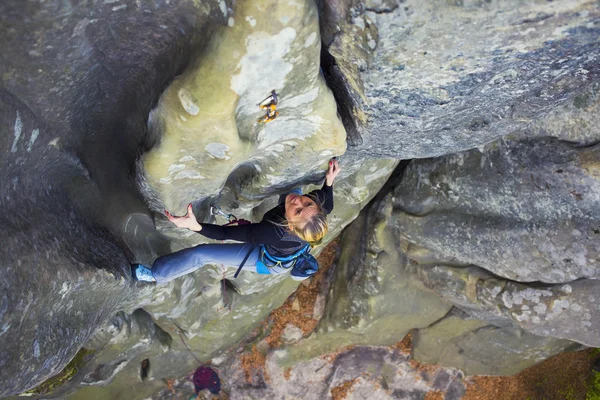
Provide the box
[140,359,151,381]
[320,43,363,146]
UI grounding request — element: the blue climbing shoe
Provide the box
[131,264,156,282]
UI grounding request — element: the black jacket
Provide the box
[198,183,334,256]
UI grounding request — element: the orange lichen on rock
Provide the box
[424,390,444,400]
[331,378,358,400]
[409,358,443,380]
[392,332,413,354]
[283,367,292,381]
[390,332,442,379]
[232,240,340,388]
[240,345,267,384]
[165,378,176,394]
[264,239,339,348]
[463,348,596,400]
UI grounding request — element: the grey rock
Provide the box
[326,0,600,159]
[419,264,600,347]
[413,310,577,376]
[393,138,600,283]
[206,345,465,400]
[2,0,599,398]
[0,0,229,396]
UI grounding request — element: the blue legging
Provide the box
[152,243,264,284]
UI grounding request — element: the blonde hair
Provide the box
[287,197,328,247]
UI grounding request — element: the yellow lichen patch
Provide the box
[22,348,95,396]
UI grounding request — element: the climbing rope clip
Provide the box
[210,204,236,222]
[258,89,278,123]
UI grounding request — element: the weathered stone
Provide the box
[413,310,577,376]
[330,0,600,159]
[190,345,466,400]
[284,191,452,363]
[419,264,600,347]
[140,0,346,215]
[393,138,600,283]
[0,0,229,396]
[2,0,599,398]
[281,324,304,344]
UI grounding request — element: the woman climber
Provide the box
[132,158,341,283]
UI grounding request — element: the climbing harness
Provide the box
[257,243,310,271]
[233,243,318,279]
[210,203,251,311]
[258,89,278,123]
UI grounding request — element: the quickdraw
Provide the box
[257,89,278,123]
[210,204,251,226]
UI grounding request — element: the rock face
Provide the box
[283,188,452,364]
[0,0,394,398]
[394,138,600,284]
[388,137,600,348]
[283,183,579,377]
[1,0,230,396]
[323,0,600,159]
[412,309,577,376]
[1,0,600,398]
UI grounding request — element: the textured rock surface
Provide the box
[1,0,396,397]
[283,186,581,376]
[419,263,600,347]
[413,309,577,376]
[389,137,600,346]
[283,187,452,363]
[1,0,600,398]
[394,138,600,283]
[324,0,600,159]
[0,0,229,396]
[140,0,346,215]
[152,345,468,400]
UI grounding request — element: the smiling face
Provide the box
[284,193,318,227]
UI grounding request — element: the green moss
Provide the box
[560,385,577,400]
[21,348,95,396]
[587,370,600,400]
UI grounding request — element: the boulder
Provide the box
[2,0,600,397]
[393,138,600,283]
[218,345,466,400]
[0,0,229,396]
[322,0,600,159]
[413,309,578,376]
[419,263,600,347]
